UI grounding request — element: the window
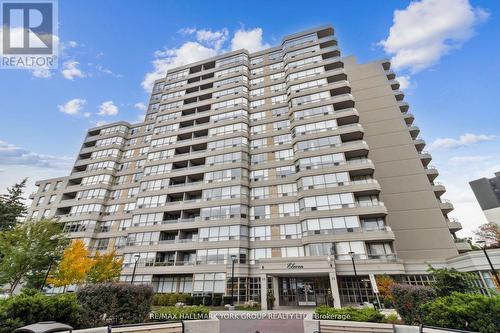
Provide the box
[208,123,248,137]
[250,205,270,220]
[140,179,169,192]
[291,91,330,107]
[137,195,167,208]
[208,137,248,151]
[275,149,293,161]
[204,168,245,183]
[296,152,345,171]
[289,78,327,94]
[250,111,266,122]
[271,94,287,105]
[250,88,264,97]
[288,66,324,81]
[283,33,317,50]
[250,99,265,109]
[285,55,322,71]
[250,186,270,200]
[251,67,264,76]
[206,152,248,166]
[215,75,247,88]
[273,134,291,145]
[250,226,271,241]
[270,72,285,81]
[294,135,341,153]
[250,77,264,86]
[250,169,268,182]
[212,97,248,110]
[284,45,320,60]
[193,273,227,293]
[299,172,349,190]
[277,183,297,197]
[302,216,360,235]
[200,205,248,220]
[281,247,304,257]
[270,83,286,93]
[214,65,248,78]
[294,105,334,120]
[199,225,248,241]
[213,86,248,99]
[215,54,248,68]
[299,193,355,211]
[278,203,299,217]
[202,186,248,201]
[210,109,247,123]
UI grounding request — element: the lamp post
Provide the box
[349,251,364,305]
[476,240,500,288]
[131,254,141,284]
[40,257,55,292]
[230,254,237,306]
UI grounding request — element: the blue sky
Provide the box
[0,0,499,236]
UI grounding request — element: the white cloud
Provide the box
[89,63,123,78]
[397,75,413,90]
[32,67,52,79]
[134,102,147,111]
[83,112,91,118]
[430,133,495,150]
[379,0,489,73]
[67,41,78,48]
[61,61,86,80]
[195,28,228,50]
[58,98,86,116]
[98,101,119,116]
[0,140,73,169]
[231,27,270,53]
[142,41,218,92]
[178,27,196,35]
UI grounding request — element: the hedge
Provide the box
[421,293,500,333]
[150,305,209,321]
[0,290,79,333]
[153,293,193,306]
[76,283,153,328]
[391,283,435,325]
[314,305,385,323]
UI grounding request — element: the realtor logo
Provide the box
[1,0,58,69]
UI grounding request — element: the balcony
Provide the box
[454,239,472,253]
[426,166,439,181]
[402,112,414,125]
[398,101,409,113]
[432,182,446,197]
[408,125,420,138]
[439,199,454,214]
[393,89,404,101]
[419,151,432,166]
[413,137,426,151]
[447,218,463,232]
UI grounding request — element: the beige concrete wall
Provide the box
[344,57,458,260]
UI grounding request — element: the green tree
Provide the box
[0,179,27,231]
[428,266,478,297]
[0,219,68,295]
[86,249,123,284]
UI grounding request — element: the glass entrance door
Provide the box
[297,280,316,306]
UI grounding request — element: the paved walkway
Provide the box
[214,309,313,333]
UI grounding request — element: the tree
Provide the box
[86,250,123,284]
[0,179,27,231]
[376,275,395,306]
[474,222,500,248]
[48,240,93,290]
[0,219,68,295]
[428,266,478,297]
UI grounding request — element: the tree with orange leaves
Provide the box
[86,249,123,284]
[48,239,93,290]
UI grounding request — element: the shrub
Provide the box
[384,313,399,324]
[421,293,500,333]
[76,282,153,328]
[314,305,385,323]
[0,290,79,333]
[428,266,479,297]
[391,284,435,325]
[153,293,192,306]
[150,305,209,321]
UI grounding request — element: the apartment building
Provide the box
[470,172,500,227]
[28,26,499,308]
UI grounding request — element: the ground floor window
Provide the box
[225,276,262,304]
[152,274,192,293]
[338,275,374,305]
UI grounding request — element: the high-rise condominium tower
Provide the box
[30,26,499,308]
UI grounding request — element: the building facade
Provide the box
[470,172,500,227]
[29,26,499,308]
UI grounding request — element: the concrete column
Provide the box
[260,274,267,310]
[329,272,341,308]
[272,275,280,307]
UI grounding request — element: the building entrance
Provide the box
[278,276,331,307]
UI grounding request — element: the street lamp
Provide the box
[230,254,238,306]
[476,240,500,288]
[349,251,364,305]
[131,254,141,284]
